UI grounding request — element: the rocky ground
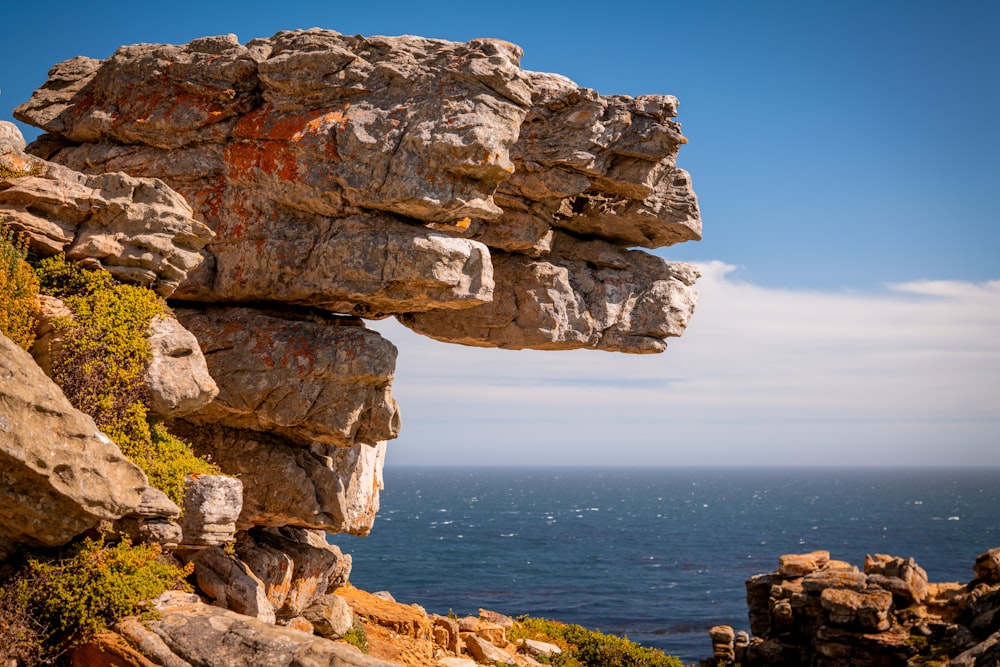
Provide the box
[704,547,1000,667]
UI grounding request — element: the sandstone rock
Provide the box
[145,315,218,417]
[974,547,1000,583]
[0,332,147,559]
[29,294,73,376]
[282,616,316,635]
[238,526,353,617]
[174,306,399,447]
[431,616,460,654]
[801,565,867,592]
[519,637,562,659]
[479,608,514,629]
[65,631,159,667]
[302,593,354,639]
[779,551,830,578]
[0,122,212,297]
[820,587,893,631]
[114,487,183,548]
[181,546,275,623]
[177,474,242,548]
[951,628,1000,667]
[463,634,515,665]
[19,30,702,355]
[437,659,477,667]
[864,553,929,606]
[336,585,433,641]
[31,296,218,420]
[475,621,506,646]
[709,624,736,661]
[400,234,699,354]
[136,591,402,666]
[171,422,385,535]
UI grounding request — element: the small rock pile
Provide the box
[705,547,1000,667]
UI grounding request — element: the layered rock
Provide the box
[0,332,148,559]
[115,590,402,667]
[0,121,212,297]
[168,422,386,535]
[17,28,701,355]
[708,548,1000,667]
[174,306,399,447]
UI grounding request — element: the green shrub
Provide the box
[0,537,190,661]
[511,616,687,667]
[0,221,40,350]
[35,256,218,504]
[343,617,370,653]
[0,164,43,179]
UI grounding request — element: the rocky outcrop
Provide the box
[0,121,212,297]
[4,26,706,666]
[116,590,403,666]
[17,28,700,355]
[0,331,147,559]
[707,548,1000,667]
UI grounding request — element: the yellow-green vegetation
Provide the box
[343,617,370,653]
[511,616,687,667]
[0,221,40,350]
[906,634,953,666]
[0,163,43,179]
[35,255,217,504]
[0,537,190,665]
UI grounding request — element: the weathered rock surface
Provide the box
[30,296,218,419]
[145,314,219,417]
[176,473,242,547]
[710,547,1000,667]
[237,526,353,618]
[121,590,403,666]
[18,29,701,354]
[0,121,212,296]
[174,306,399,447]
[303,593,355,639]
[0,332,147,559]
[400,233,699,353]
[181,546,276,623]
[114,486,183,548]
[170,422,385,535]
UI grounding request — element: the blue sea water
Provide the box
[332,467,1000,664]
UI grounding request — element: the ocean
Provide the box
[333,467,1000,664]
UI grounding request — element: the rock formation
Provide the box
[704,548,1000,667]
[3,25,703,666]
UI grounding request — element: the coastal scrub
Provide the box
[512,616,687,667]
[0,221,39,350]
[35,255,218,504]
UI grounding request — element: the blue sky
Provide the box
[2,0,998,466]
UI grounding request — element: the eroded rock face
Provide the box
[169,422,385,535]
[122,590,401,667]
[400,233,699,353]
[174,306,399,447]
[0,332,147,558]
[17,28,701,353]
[0,121,212,297]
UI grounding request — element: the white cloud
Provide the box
[369,262,1000,467]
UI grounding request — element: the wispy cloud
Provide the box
[370,262,1000,467]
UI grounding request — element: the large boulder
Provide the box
[0,332,147,558]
